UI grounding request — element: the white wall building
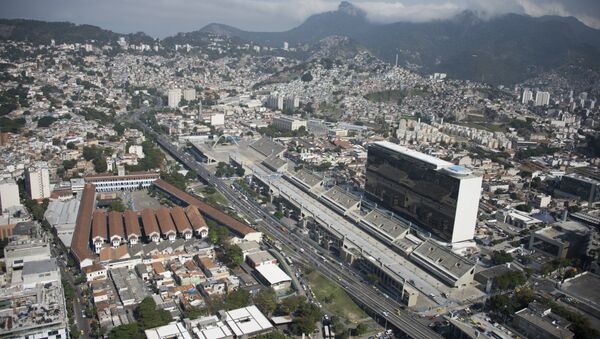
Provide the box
[210,113,225,126]
[522,88,533,104]
[0,179,21,211]
[283,96,299,112]
[128,145,145,158]
[272,116,307,131]
[168,88,182,108]
[183,88,197,101]
[26,166,51,200]
[535,91,550,106]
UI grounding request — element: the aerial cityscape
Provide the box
[1,1,600,338]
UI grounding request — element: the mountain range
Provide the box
[200,1,600,85]
[2,1,600,85]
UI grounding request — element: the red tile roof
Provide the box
[171,206,192,234]
[91,210,107,240]
[154,179,255,236]
[184,205,207,231]
[70,184,96,264]
[156,207,176,235]
[140,208,160,237]
[123,210,141,238]
[108,211,125,239]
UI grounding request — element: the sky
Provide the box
[1,0,599,38]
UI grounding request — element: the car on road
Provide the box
[383,311,389,316]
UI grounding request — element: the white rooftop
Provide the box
[255,264,292,285]
[195,323,233,339]
[374,141,453,169]
[224,305,273,336]
[144,322,192,339]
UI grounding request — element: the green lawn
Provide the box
[306,271,368,323]
[205,191,229,206]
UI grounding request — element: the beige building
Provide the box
[272,116,307,131]
[26,166,51,200]
[0,179,21,211]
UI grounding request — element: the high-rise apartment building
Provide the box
[365,141,482,243]
[535,91,550,106]
[26,166,51,200]
[168,88,182,108]
[522,89,533,104]
[267,95,284,110]
[284,96,300,112]
[183,88,196,101]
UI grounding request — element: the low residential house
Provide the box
[83,263,108,282]
[200,278,226,297]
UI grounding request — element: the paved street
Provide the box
[137,118,442,339]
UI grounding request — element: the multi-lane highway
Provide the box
[135,118,441,339]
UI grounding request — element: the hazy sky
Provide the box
[1,0,599,38]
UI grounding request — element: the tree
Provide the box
[134,297,172,329]
[277,295,304,315]
[113,122,125,136]
[109,200,126,212]
[515,204,532,213]
[37,116,57,128]
[208,226,229,244]
[254,288,277,316]
[82,145,102,161]
[225,289,251,310]
[160,170,186,190]
[62,159,77,170]
[109,323,144,339]
[354,323,369,336]
[235,165,245,177]
[494,271,527,291]
[222,243,243,267]
[70,324,80,339]
[254,331,289,339]
[93,157,107,173]
[301,72,313,82]
[292,301,322,335]
[185,171,197,181]
[491,250,514,265]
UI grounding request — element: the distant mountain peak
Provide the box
[452,10,483,25]
[337,1,366,17]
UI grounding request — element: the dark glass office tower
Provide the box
[365,141,482,243]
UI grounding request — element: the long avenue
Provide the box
[135,118,441,339]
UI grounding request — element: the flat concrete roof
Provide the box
[250,162,447,299]
[249,137,285,157]
[373,141,453,169]
[289,168,322,189]
[321,186,361,211]
[225,305,273,336]
[412,240,475,279]
[262,155,287,172]
[560,272,600,312]
[255,264,291,285]
[361,209,409,241]
[23,258,57,276]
